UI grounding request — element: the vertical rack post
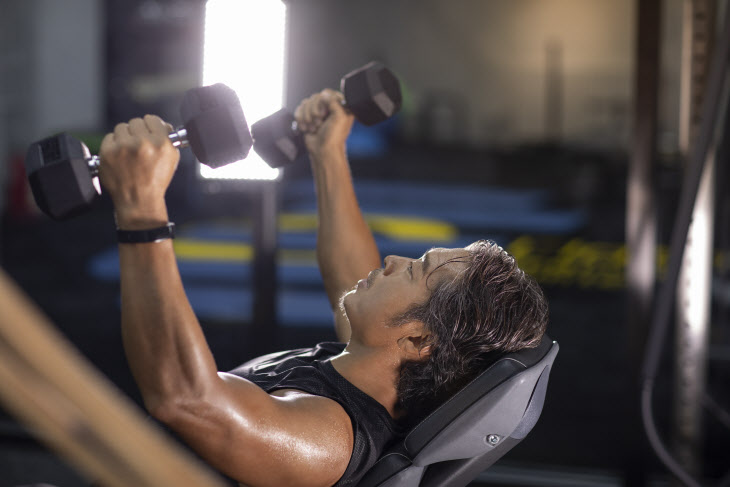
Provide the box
[251,181,279,353]
[625,0,661,484]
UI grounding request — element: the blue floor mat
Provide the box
[88,179,586,325]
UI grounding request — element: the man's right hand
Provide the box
[99,114,179,229]
[294,89,355,160]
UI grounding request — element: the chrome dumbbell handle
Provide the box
[169,127,189,149]
[87,126,189,178]
[88,155,102,178]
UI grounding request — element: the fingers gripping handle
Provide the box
[87,127,189,177]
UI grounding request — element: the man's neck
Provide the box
[329,343,402,418]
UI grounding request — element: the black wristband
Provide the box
[117,223,175,244]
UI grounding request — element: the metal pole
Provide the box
[625,0,661,484]
[544,39,564,144]
[251,181,279,354]
[641,2,730,485]
[673,0,717,479]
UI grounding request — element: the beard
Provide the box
[338,289,353,318]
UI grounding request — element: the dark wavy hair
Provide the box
[392,240,548,426]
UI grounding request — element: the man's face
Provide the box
[342,247,470,347]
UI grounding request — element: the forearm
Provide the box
[117,211,218,414]
[311,147,381,308]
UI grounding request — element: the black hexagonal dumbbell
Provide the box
[251,61,402,168]
[25,83,252,220]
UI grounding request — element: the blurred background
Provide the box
[1,0,729,485]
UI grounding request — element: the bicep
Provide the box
[162,373,353,487]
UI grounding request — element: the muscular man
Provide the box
[98,89,548,487]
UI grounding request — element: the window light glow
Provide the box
[201,0,285,180]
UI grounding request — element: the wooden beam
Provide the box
[0,268,226,487]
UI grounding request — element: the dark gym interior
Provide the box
[1,0,729,486]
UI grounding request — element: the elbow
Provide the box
[142,375,219,425]
[144,390,204,426]
[146,395,215,435]
[145,395,180,425]
[144,384,220,430]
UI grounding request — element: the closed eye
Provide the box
[408,262,413,278]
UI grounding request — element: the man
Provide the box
[98,89,548,487]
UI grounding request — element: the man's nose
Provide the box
[383,255,405,275]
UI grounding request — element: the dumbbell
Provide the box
[251,61,402,168]
[25,83,252,220]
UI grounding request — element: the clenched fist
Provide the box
[294,89,355,160]
[99,114,179,229]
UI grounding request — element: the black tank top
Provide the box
[228,342,404,486]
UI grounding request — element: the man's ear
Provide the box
[397,322,433,362]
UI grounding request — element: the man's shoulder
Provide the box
[206,374,355,486]
[269,387,352,427]
[269,387,355,482]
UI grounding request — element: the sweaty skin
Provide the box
[99,114,351,487]
[99,98,466,486]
